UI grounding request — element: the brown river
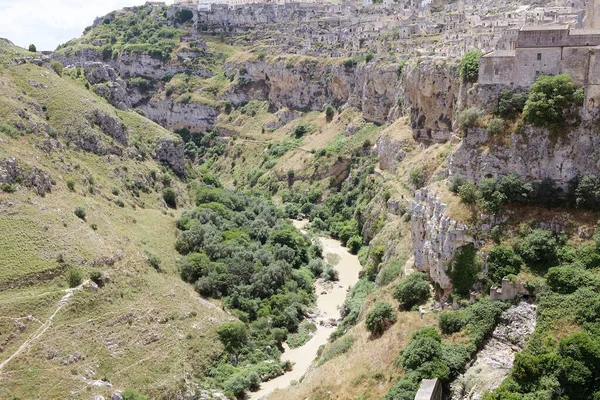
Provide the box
[248,220,362,399]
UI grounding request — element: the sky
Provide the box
[0,0,173,51]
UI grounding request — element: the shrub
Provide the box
[50,60,63,77]
[162,187,177,208]
[343,58,356,68]
[365,302,396,335]
[376,260,403,286]
[74,206,86,220]
[217,322,248,354]
[321,265,339,281]
[460,50,484,83]
[486,245,523,284]
[128,77,153,93]
[145,251,161,271]
[67,179,75,191]
[495,88,528,118]
[28,44,36,52]
[458,107,482,132]
[393,272,431,310]
[486,118,505,135]
[293,124,308,138]
[66,269,83,288]
[114,198,125,208]
[409,167,425,189]
[90,270,103,287]
[325,104,335,121]
[546,266,598,294]
[516,229,558,271]
[458,182,479,204]
[523,74,579,127]
[347,235,362,255]
[449,175,465,193]
[174,9,194,24]
[121,389,148,400]
[1,183,15,193]
[365,52,374,62]
[256,51,266,59]
[438,310,467,334]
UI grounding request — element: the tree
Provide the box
[458,182,479,204]
[438,310,467,335]
[460,50,484,83]
[450,244,480,297]
[347,235,362,255]
[523,74,580,127]
[217,322,248,354]
[393,272,431,310]
[325,104,335,121]
[516,229,558,271]
[28,44,36,53]
[365,302,396,335]
[50,60,63,77]
[486,245,523,284]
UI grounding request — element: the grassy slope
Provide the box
[0,42,229,399]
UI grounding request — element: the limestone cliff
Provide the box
[223,58,402,125]
[410,188,474,294]
[449,123,600,188]
[402,58,460,143]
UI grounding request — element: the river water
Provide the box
[248,220,362,400]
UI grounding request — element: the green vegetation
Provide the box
[393,272,431,310]
[74,206,86,220]
[365,302,396,336]
[162,187,177,208]
[318,335,355,365]
[450,244,480,297]
[50,60,63,76]
[121,389,148,400]
[523,74,584,127]
[287,320,317,348]
[494,88,528,119]
[66,269,83,287]
[460,50,484,83]
[28,44,36,53]
[486,245,523,284]
[458,107,482,132]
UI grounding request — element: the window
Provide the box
[536,70,541,76]
[536,38,541,44]
[537,53,542,60]
[551,36,556,43]
[494,68,499,75]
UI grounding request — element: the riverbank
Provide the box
[248,220,362,399]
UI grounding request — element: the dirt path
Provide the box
[249,221,362,400]
[0,280,89,372]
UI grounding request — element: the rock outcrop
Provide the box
[451,301,536,399]
[0,158,53,195]
[410,188,474,293]
[139,99,219,133]
[155,137,185,176]
[84,62,131,110]
[449,123,600,188]
[224,58,402,125]
[402,58,460,143]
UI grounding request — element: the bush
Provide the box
[458,107,482,132]
[486,118,505,135]
[50,60,63,77]
[376,260,403,286]
[516,229,558,271]
[438,310,467,335]
[67,179,75,191]
[28,44,36,52]
[145,251,161,271]
[458,182,479,204]
[495,89,528,118]
[128,77,153,93]
[162,187,177,208]
[523,74,580,127]
[449,175,465,193]
[121,389,148,400]
[365,302,396,335]
[546,266,598,294]
[217,322,248,354]
[460,50,483,83]
[325,104,335,121]
[174,9,194,24]
[293,124,308,138]
[1,183,15,193]
[393,272,431,310]
[66,269,83,288]
[347,235,362,255]
[321,265,339,281]
[365,52,374,62]
[409,167,425,189]
[486,245,523,284]
[74,206,86,220]
[90,270,103,287]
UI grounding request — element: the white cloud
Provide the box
[0,0,172,51]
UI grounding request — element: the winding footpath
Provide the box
[0,280,89,372]
[249,221,362,400]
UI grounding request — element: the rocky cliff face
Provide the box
[402,58,460,143]
[449,123,600,188]
[139,99,219,133]
[224,58,402,125]
[410,188,474,294]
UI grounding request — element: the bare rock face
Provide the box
[139,99,220,133]
[449,124,600,188]
[451,301,537,399]
[410,188,474,294]
[155,137,185,176]
[402,58,460,143]
[224,58,401,125]
[87,110,129,147]
[84,62,131,110]
[0,158,53,195]
[115,52,211,80]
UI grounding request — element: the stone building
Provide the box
[479,25,600,88]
